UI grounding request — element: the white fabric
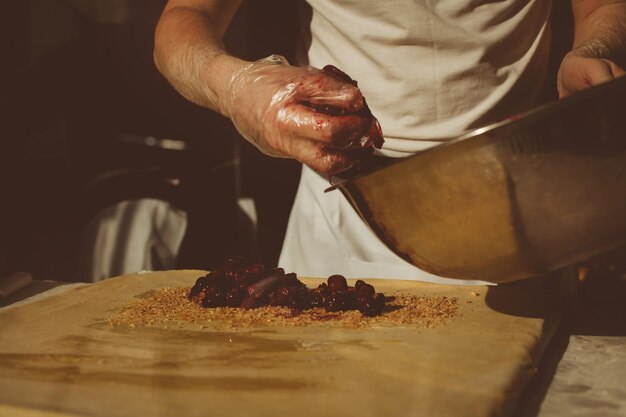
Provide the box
[279,0,553,282]
[302,0,552,153]
[81,199,187,282]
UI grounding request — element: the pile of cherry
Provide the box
[188,258,386,316]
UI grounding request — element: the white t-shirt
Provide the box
[279,0,553,282]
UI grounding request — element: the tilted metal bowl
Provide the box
[335,77,626,283]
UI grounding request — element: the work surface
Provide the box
[0,270,577,417]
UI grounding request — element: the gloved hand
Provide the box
[225,55,383,175]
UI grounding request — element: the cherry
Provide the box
[188,258,385,316]
[225,288,244,306]
[328,275,348,292]
[326,291,350,312]
[268,286,292,307]
[356,282,375,297]
[202,286,226,307]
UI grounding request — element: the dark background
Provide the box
[1,0,302,282]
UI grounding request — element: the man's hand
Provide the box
[225,56,383,175]
[558,1,626,97]
[557,52,625,97]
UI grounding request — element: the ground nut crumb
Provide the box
[108,287,458,329]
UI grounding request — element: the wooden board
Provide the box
[0,270,577,417]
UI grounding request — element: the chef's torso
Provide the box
[279,0,553,282]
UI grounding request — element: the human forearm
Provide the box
[571,0,626,66]
[152,1,383,175]
[153,1,247,116]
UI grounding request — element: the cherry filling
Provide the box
[188,257,386,317]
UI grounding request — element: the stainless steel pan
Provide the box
[332,76,626,283]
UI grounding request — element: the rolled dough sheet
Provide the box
[0,269,576,417]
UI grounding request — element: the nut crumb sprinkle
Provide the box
[108,287,458,329]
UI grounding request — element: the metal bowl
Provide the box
[335,76,626,283]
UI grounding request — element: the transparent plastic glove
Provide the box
[225,55,383,175]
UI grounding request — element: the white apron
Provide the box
[279,0,553,282]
